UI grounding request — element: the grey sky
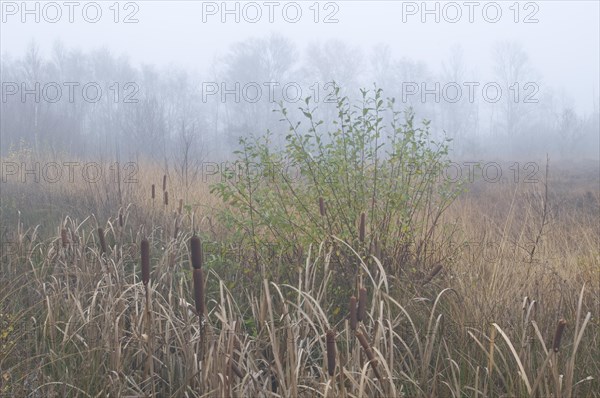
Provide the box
[2,1,599,113]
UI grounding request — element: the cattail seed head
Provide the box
[356,331,373,360]
[356,330,381,379]
[326,330,336,377]
[174,218,180,240]
[359,212,366,243]
[231,362,244,379]
[141,239,150,285]
[193,268,205,316]
[357,287,367,322]
[151,184,155,199]
[60,228,69,248]
[164,191,169,206]
[373,237,381,259]
[349,296,357,330]
[162,174,167,192]
[319,197,325,217]
[97,227,107,254]
[231,361,244,379]
[178,199,183,215]
[190,236,203,269]
[552,318,567,352]
[118,210,124,228]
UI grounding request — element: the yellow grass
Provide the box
[0,151,598,397]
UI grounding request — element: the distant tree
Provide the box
[439,44,479,155]
[492,42,537,142]
[218,34,298,147]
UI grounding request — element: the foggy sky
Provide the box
[1,1,599,115]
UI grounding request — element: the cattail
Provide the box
[193,268,205,316]
[349,296,357,330]
[118,210,124,227]
[356,330,381,380]
[231,362,244,379]
[373,237,381,260]
[178,199,183,215]
[174,218,180,240]
[162,174,167,192]
[326,330,336,377]
[422,264,443,286]
[190,236,203,269]
[356,331,374,361]
[151,184,155,200]
[359,212,366,243]
[60,228,69,248]
[358,287,367,322]
[552,318,567,352]
[164,191,169,206]
[97,227,107,254]
[319,197,325,217]
[141,239,150,285]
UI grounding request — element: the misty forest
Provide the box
[1,2,599,397]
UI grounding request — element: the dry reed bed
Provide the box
[0,212,597,397]
[0,156,598,397]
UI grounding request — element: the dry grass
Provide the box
[0,154,598,397]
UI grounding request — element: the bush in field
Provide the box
[211,86,462,288]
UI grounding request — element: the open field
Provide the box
[0,148,598,397]
[2,0,599,396]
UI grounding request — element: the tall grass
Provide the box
[0,211,596,396]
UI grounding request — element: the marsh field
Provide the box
[1,2,600,395]
[0,92,598,398]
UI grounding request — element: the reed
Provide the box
[140,237,155,396]
[357,287,367,322]
[349,295,357,331]
[193,268,205,316]
[359,212,366,243]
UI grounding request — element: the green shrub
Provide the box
[211,85,463,289]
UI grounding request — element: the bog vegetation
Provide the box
[0,88,598,397]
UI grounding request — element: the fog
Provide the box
[1,1,599,161]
